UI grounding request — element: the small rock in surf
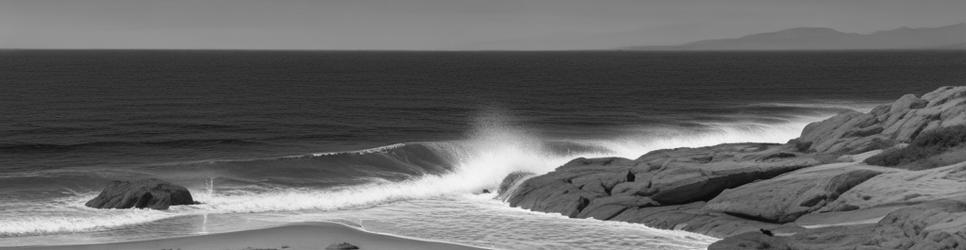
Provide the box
[326,242,360,250]
[85,178,196,210]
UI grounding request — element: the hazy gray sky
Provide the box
[1,0,963,50]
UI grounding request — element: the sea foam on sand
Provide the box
[1,222,486,250]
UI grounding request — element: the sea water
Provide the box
[2,50,965,249]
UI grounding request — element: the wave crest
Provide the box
[0,111,831,236]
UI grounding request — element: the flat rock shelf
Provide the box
[499,86,966,250]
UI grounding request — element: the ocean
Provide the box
[2,50,965,249]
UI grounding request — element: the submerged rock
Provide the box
[85,178,195,210]
[325,242,360,250]
[708,231,792,250]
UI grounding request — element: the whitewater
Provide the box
[0,109,837,249]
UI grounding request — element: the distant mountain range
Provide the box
[625,23,966,50]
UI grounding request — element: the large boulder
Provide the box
[796,86,966,154]
[507,177,601,217]
[85,178,196,210]
[507,157,635,217]
[705,162,886,223]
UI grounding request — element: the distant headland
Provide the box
[624,23,966,51]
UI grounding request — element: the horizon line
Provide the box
[2,48,965,52]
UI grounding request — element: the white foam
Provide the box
[243,195,719,249]
[0,111,829,238]
[186,113,827,214]
[749,101,882,113]
[185,113,569,213]
[576,115,827,159]
[0,196,175,236]
[309,143,407,157]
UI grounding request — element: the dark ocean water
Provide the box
[1,50,965,246]
[4,51,964,170]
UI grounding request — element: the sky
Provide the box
[1,0,964,50]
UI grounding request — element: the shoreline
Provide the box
[2,221,489,250]
[501,86,966,249]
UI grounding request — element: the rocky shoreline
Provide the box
[499,86,966,250]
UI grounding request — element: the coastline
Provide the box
[2,222,489,250]
[8,84,963,249]
[500,86,966,249]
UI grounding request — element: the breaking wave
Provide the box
[0,110,836,237]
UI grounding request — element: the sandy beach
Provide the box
[3,222,488,250]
